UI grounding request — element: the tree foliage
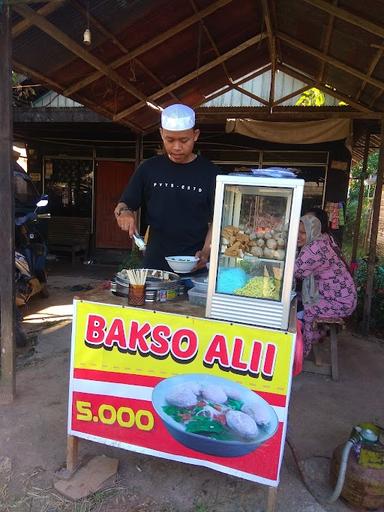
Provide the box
[295,87,325,106]
[295,86,348,107]
[12,71,36,105]
[344,152,379,256]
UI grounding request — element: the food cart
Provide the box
[66,176,304,511]
[207,175,304,330]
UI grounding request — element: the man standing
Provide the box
[114,104,219,271]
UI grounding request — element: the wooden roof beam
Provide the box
[201,84,232,103]
[273,85,314,106]
[135,61,179,102]
[113,32,266,121]
[12,0,65,38]
[189,0,232,85]
[70,0,178,101]
[232,64,272,91]
[370,90,383,108]
[198,64,272,109]
[232,84,269,106]
[13,3,148,105]
[64,0,233,96]
[261,0,276,107]
[278,63,373,113]
[356,46,384,101]
[12,60,141,132]
[302,0,384,39]
[269,1,282,63]
[277,32,384,94]
[318,0,337,82]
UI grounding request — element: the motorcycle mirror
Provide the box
[36,195,48,208]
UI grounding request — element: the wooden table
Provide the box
[76,285,205,318]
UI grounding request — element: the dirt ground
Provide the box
[0,261,383,512]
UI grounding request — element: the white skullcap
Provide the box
[161,104,195,131]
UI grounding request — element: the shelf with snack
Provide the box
[206,175,304,330]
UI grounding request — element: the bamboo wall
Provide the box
[377,193,384,256]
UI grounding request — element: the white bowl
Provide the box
[165,256,199,273]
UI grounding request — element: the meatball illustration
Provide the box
[201,384,228,403]
[242,403,271,427]
[225,410,259,439]
[166,384,198,407]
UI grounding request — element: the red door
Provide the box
[95,161,135,249]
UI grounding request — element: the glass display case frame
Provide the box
[206,176,304,330]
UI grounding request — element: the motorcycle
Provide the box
[15,196,49,305]
[13,167,49,346]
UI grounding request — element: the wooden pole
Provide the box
[135,134,143,170]
[0,4,16,403]
[266,486,278,512]
[362,120,384,334]
[351,130,370,262]
[66,435,79,473]
[363,197,374,252]
[135,134,143,233]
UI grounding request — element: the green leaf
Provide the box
[186,417,232,440]
[162,405,191,423]
[226,398,244,411]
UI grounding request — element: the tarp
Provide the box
[226,118,352,146]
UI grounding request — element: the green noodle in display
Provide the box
[234,276,280,300]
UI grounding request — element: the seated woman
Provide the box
[295,214,357,357]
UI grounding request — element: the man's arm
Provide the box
[114,202,137,237]
[194,223,212,270]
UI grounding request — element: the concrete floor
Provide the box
[2,261,383,512]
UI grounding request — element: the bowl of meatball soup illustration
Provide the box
[151,374,278,457]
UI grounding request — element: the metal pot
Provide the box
[115,268,184,302]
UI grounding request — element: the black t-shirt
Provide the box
[120,154,220,270]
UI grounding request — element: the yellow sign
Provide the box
[69,300,296,486]
[73,300,294,395]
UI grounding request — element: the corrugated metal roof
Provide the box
[203,70,341,107]
[33,91,82,108]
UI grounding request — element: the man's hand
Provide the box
[194,247,210,271]
[114,203,136,237]
[193,224,212,271]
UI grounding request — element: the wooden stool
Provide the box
[304,317,345,381]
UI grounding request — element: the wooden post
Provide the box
[362,120,384,334]
[0,3,16,403]
[363,201,374,252]
[135,133,143,170]
[135,134,143,233]
[351,130,370,262]
[266,486,278,512]
[66,435,79,473]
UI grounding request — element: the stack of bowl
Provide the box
[188,275,209,306]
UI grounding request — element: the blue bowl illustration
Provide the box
[152,374,278,457]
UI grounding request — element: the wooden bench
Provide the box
[303,317,345,381]
[47,216,91,264]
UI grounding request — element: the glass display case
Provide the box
[206,176,304,330]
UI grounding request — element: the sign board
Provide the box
[29,172,41,182]
[68,300,296,487]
